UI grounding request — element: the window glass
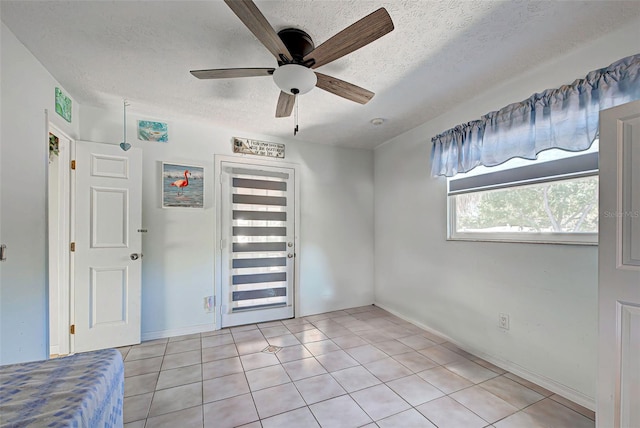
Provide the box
[447,143,599,244]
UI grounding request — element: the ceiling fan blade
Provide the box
[304,8,394,69]
[190,68,275,79]
[315,73,374,104]
[276,91,295,117]
[224,0,292,61]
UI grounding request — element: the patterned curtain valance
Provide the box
[430,54,640,177]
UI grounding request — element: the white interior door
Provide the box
[73,141,143,352]
[598,100,640,428]
[218,160,296,327]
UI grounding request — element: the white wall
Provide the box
[374,18,640,408]
[79,105,374,338]
[0,22,79,364]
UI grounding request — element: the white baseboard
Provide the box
[374,302,596,411]
[141,323,216,341]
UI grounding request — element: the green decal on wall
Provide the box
[55,87,72,122]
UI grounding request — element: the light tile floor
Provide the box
[119,305,595,428]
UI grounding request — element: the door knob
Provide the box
[130,253,143,260]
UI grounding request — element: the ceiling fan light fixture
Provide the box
[273,64,317,95]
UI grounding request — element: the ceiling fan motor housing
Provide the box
[277,28,315,64]
[273,28,318,95]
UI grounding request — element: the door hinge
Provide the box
[70,325,75,334]
[70,160,76,170]
[70,242,75,252]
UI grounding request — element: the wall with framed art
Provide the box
[78,103,374,342]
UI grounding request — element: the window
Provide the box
[447,142,599,244]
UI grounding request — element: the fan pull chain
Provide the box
[294,95,299,136]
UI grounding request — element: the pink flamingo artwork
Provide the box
[170,170,190,195]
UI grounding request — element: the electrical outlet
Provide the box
[204,296,214,313]
[498,313,510,330]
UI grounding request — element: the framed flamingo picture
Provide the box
[162,162,204,208]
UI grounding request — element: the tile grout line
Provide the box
[145,338,166,423]
[237,327,268,426]
[284,354,324,427]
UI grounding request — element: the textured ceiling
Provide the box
[2,1,639,149]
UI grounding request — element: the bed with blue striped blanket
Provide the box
[0,349,124,428]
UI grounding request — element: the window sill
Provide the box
[448,233,598,246]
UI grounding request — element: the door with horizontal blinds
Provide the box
[219,161,296,327]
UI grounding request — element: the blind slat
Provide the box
[233,211,287,221]
[233,227,286,237]
[233,178,287,191]
[233,242,286,252]
[232,257,287,269]
[233,194,287,206]
[232,287,287,301]
[232,272,286,285]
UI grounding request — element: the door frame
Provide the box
[47,122,73,356]
[214,154,301,329]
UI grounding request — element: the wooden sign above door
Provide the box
[233,137,285,159]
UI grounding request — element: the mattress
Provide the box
[0,349,124,428]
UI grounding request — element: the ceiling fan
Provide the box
[190,0,394,119]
